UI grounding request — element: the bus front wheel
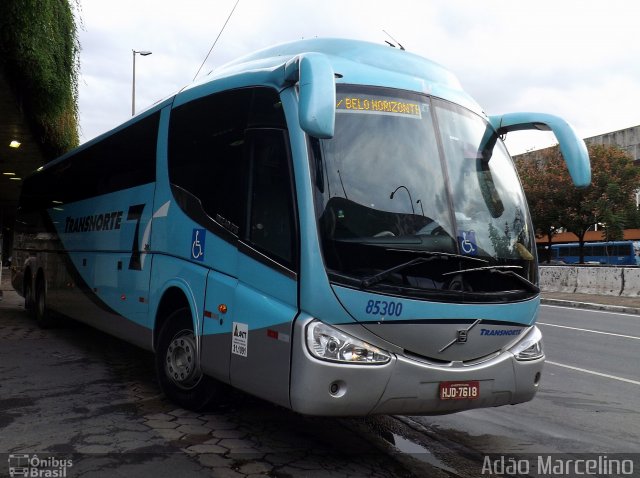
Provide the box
[155,308,217,411]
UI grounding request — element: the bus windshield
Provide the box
[315,85,537,301]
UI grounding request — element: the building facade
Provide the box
[583,125,640,166]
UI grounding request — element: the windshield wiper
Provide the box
[384,249,489,262]
[361,251,488,288]
[442,266,540,293]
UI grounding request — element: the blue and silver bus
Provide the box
[550,240,640,265]
[12,38,590,415]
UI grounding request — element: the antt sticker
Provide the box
[232,322,248,357]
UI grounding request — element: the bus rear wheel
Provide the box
[24,276,35,318]
[155,308,218,411]
[35,278,56,328]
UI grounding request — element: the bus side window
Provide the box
[245,129,296,269]
[168,87,286,238]
[168,90,251,232]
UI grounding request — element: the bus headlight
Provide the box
[306,320,391,364]
[511,326,544,361]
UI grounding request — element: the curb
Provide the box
[541,298,640,316]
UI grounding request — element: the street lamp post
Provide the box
[132,50,152,116]
[390,185,415,215]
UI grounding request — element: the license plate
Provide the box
[439,380,480,400]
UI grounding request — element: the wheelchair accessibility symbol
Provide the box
[458,230,477,256]
[191,228,206,261]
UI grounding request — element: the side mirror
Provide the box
[489,113,591,188]
[285,53,336,139]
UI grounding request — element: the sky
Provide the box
[76,0,640,155]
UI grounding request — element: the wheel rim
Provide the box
[164,329,201,389]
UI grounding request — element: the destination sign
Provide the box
[336,95,423,118]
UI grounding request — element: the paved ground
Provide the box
[0,269,448,478]
[1,266,637,477]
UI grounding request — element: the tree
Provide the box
[515,148,567,263]
[0,0,81,157]
[516,144,640,263]
[566,144,639,262]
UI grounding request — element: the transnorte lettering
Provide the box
[479,328,522,336]
[64,211,124,233]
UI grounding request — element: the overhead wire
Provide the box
[192,0,241,82]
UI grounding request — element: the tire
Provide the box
[24,276,35,319]
[34,278,56,328]
[155,308,218,411]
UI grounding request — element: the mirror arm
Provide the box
[490,113,591,188]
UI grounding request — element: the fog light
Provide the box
[534,372,541,385]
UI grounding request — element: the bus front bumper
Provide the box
[290,318,544,416]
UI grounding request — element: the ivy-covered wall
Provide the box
[0,0,80,159]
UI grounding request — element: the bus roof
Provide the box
[182,38,484,116]
[38,38,485,175]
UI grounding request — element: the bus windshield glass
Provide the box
[315,85,537,301]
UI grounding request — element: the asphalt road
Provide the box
[411,304,640,457]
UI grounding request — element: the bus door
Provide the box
[229,128,299,408]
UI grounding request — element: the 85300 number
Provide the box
[365,300,403,317]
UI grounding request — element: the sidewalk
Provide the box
[541,291,640,315]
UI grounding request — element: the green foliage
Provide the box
[0,0,81,158]
[488,222,512,258]
[517,144,640,263]
[566,145,640,252]
[515,148,567,262]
